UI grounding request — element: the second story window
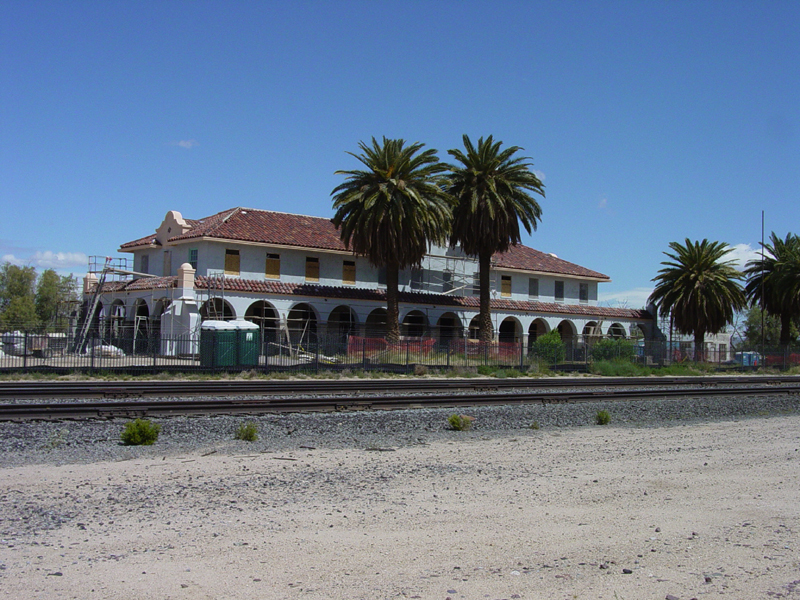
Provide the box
[163,251,172,277]
[140,254,149,274]
[378,266,387,286]
[224,249,240,276]
[305,256,319,282]
[501,275,512,297]
[555,280,564,302]
[528,277,539,299]
[442,271,453,293]
[266,253,280,279]
[579,282,589,303]
[188,248,198,270]
[410,268,423,291]
[343,260,356,285]
[472,272,480,296]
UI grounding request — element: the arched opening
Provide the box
[286,303,317,348]
[498,317,521,344]
[133,299,151,354]
[557,320,576,342]
[245,301,279,355]
[527,318,548,352]
[467,315,493,340]
[436,312,463,349]
[200,298,234,321]
[629,323,646,340]
[109,300,126,346]
[608,323,626,339]
[327,305,358,354]
[401,310,428,337]
[365,308,388,338]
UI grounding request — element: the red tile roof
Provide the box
[91,275,651,321]
[119,207,607,278]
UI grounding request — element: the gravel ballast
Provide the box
[2,391,799,467]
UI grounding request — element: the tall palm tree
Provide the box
[446,135,545,344]
[649,239,746,361]
[744,232,800,347]
[331,137,451,343]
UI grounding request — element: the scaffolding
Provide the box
[420,252,492,297]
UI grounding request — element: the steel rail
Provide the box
[1,375,799,400]
[2,383,799,421]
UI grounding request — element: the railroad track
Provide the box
[1,376,799,421]
[1,375,799,400]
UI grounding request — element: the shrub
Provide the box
[596,410,611,425]
[590,338,636,362]
[121,419,161,445]
[413,364,429,376]
[235,422,258,442]
[529,421,540,430]
[448,414,475,431]
[529,330,566,366]
[477,365,495,376]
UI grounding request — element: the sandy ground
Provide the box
[1,415,799,600]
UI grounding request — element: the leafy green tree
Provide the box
[0,263,39,329]
[590,338,636,362]
[35,269,79,329]
[738,305,790,350]
[529,330,565,365]
[649,239,746,360]
[446,135,545,344]
[331,137,452,342]
[744,232,800,346]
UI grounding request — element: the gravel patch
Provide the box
[2,392,799,467]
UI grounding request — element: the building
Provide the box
[82,207,654,356]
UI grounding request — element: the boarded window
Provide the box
[266,253,280,279]
[225,249,240,276]
[188,248,198,270]
[343,260,356,285]
[501,275,512,297]
[472,272,480,295]
[377,267,387,286]
[141,255,149,274]
[305,257,319,282]
[579,282,589,303]
[555,280,565,302]
[528,278,539,298]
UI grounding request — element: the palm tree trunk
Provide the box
[386,263,400,344]
[479,252,493,345]
[780,313,792,346]
[694,331,705,362]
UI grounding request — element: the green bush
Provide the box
[121,419,161,445]
[529,421,540,430]
[448,414,475,431]
[235,422,258,442]
[590,338,636,362]
[529,330,566,366]
[595,410,611,425]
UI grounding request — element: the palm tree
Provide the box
[446,135,545,344]
[744,232,800,347]
[331,137,452,343]
[649,239,746,361]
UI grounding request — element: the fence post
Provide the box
[90,334,96,374]
[519,339,524,371]
[315,339,319,374]
[446,339,450,369]
[152,333,158,374]
[362,337,367,371]
[406,339,410,374]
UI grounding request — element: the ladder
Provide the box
[73,258,111,353]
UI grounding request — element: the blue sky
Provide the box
[2,1,798,308]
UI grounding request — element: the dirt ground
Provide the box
[1,415,799,600]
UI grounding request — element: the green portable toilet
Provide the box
[200,320,238,368]
[231,319,260,367]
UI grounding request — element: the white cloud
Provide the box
[533,169,546,182]
[726,243,761,270]
[2,251,88,270]
[172,139,199,149]
[598,197,608,210]
[598,287,654,309]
